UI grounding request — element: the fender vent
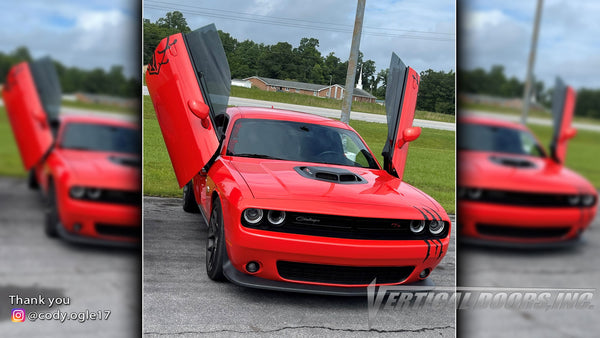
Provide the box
[295,166,366,184]
[489,156,536,168]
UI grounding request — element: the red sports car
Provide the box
[2,59,141,246]
[458,80,597,246]
[146,24,451,295]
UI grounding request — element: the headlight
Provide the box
[267,210,286,226]
[429,220,445,235]
[87,188,102,199]
[70,186,86,199]
[582,195,595,207]
[243,208,263,224]
[467,188,483,200]
[410,220,426,234]
[457,186,466,199]
[567,195,581,206]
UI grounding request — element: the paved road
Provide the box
[0,177,140,337]
[141,87,455,131]
[143,196,456,337]
[458,212,600,337]
[461,109,600,132]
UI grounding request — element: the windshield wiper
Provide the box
[233,153,284,160]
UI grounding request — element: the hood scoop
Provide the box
[294,166,366,184]
[489,156,536,168]
[108,155,140,168]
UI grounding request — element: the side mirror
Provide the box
[188,99,210,129]
[402,126,421,143]
[561,127,577,142]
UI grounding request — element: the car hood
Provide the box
[59,149,140,190]
[229,158,441,210]
[459,151,595,194]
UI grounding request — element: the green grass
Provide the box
[0,107,27,177]
[231,86,455,123]
[62,100,139,115]
[528,124,600,188]
[144,97,456,213]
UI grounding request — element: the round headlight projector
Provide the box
[410,219,445,235]
[267,210,286,226]
[410,220,426,234]
[243,208,263,224]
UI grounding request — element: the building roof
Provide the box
[244,76,376,99]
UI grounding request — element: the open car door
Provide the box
[549,77,576,164]
[381,53,421,180]
[2,58,60,170]
[146,23,230,188]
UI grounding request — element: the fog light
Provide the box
[243,209,263,224]
[267,210,286,226]
[245,261,260,273]
[410,220,426,234]
[429,220,445,235]
[73,223,82,232]
[419,268,431,279]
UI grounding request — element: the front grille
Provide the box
[476,224,571,239]
[244,212,449,240]
[98,190,141,206]
[276,261,414,285]
[460,189,591,207]
[96,223,141,239]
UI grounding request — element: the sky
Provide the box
[461,0,600,89]
[0,0,139,78]
[143,0,456,76]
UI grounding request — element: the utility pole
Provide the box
[340,0,366,124]
[521,0,543,125]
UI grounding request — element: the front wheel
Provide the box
[182,180,200,213]
[44,182,59,238]
[206,198,226,281]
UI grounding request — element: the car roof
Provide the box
[459,113,529,131]
[59,112,138,129]
[227,106,352,130]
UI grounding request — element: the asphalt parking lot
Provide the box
[0,177,140,337]
[143,196,456,337]
[458,211,600,337]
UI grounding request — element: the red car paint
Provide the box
[146,24,450,293]
[3,61,140,246]
[458,114,597,245]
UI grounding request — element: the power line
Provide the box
[144,1,454,42]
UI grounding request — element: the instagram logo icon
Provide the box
[11,308,25,322]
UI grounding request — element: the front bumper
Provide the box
[224,223,449,289]
[57,195,140,245]
[458,200,596,245]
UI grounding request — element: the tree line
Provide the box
[144,11,455,115]
[0,47,138,98]
[459,65,600,119]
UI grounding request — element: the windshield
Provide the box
[60,122,140,154]
[226,119,378,169]
[459,122,545,157]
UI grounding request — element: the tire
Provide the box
[44,181,59,238]
[182,180,200,213]
[206,198,226,281]
[27,169,39,190]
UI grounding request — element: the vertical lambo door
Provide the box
[549,77,577,164]
[145,23,230,188]
[381,53,421,180]
[2,58,61,170]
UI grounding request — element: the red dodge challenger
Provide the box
[146,24,451,294]
[3,59,141,246]
[458,79,597,247]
